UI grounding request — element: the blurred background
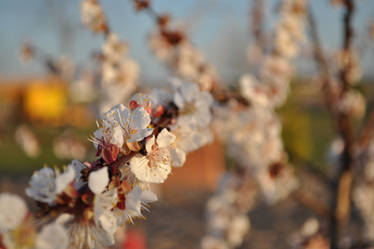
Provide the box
[1,0,374,248]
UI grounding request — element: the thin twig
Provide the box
[330,1,356,248]
[308,2,356,248]
[308,8,338,112]
[251,0,266,53]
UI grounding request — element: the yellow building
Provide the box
[0,76,93,127]
[23,78,68,124]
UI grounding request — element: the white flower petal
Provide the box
[181,83,199,103]
[141,190,158,203]
[110,126,124,147]
[128,128,153,143]
[26,167,57,204]
[157,129,175,148]
[130,107,151,130]
[130,93,153,108]
[97,212,117,245]
[93,189,118,244]
[150,88,172,106]
[124,186,157,219]
[36,222,68,249]
[129,154,171,183]
[0,193,27,232]
[126,186,142,214]
[56,166,75,194]
[89,167,109,194]
[173,92,185,109]
[146,136,155,153]
[69,160,86,190]
[170,147,186,167]
[118,105,130,126]
[102,104,124,127]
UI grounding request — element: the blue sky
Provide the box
[0,0,374,83]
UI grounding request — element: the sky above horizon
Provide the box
[1,0,374,84]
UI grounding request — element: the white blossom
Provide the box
[256,165,298,204]
[239,74,269,107]
[121,186,157,222]
[26,166,75,204]
[201,237,229,249]
[14,125,40,158]
[99,33,139,113]
[130,129,175,183]
[36,222,69,249]
[171,79,213,129]
[102,34,128,63]
[68,160,87,190]
[93,189,119,246]
[93,104,153,149]
[89,167,109,194]
[337,90,366,118]
[26,167,57,204]
[80,0,106,33]
[226,215,250,247]
[68,221,117,249]
[55,166,75,194]
[0,193,27,232]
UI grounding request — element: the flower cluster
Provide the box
[53,132,88,161]
[0,193,68,249]
[337,89,366,119]
[81,0,108,34]
[333,50,362,85]
[240,0,307,109]
[147,19,219,91]
[81,0,139,113]
[201,0,307,247]
[13,79,214,249]
[274,0,307,59]
[289,218,329,249]
[99,34,140,112]
[201,172,257,249]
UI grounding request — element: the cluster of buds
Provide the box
[226,0,306,206]
[2,79,213,249]
[201,172,257,249]
[98,34,140,112]
[80,0,109,34]
[80,0,140,113]
[274,0,307,59]
[137,3,219,91]
[337,90,366,119]
[53,131,88,161]
[69,72,98,104]
[240,0,307,109]
[289,218,329,249]
[201,0,307,247]
[333,50,362,85]
[213,102,297,202]
[14,125,40,158]
[148,31,219,91]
